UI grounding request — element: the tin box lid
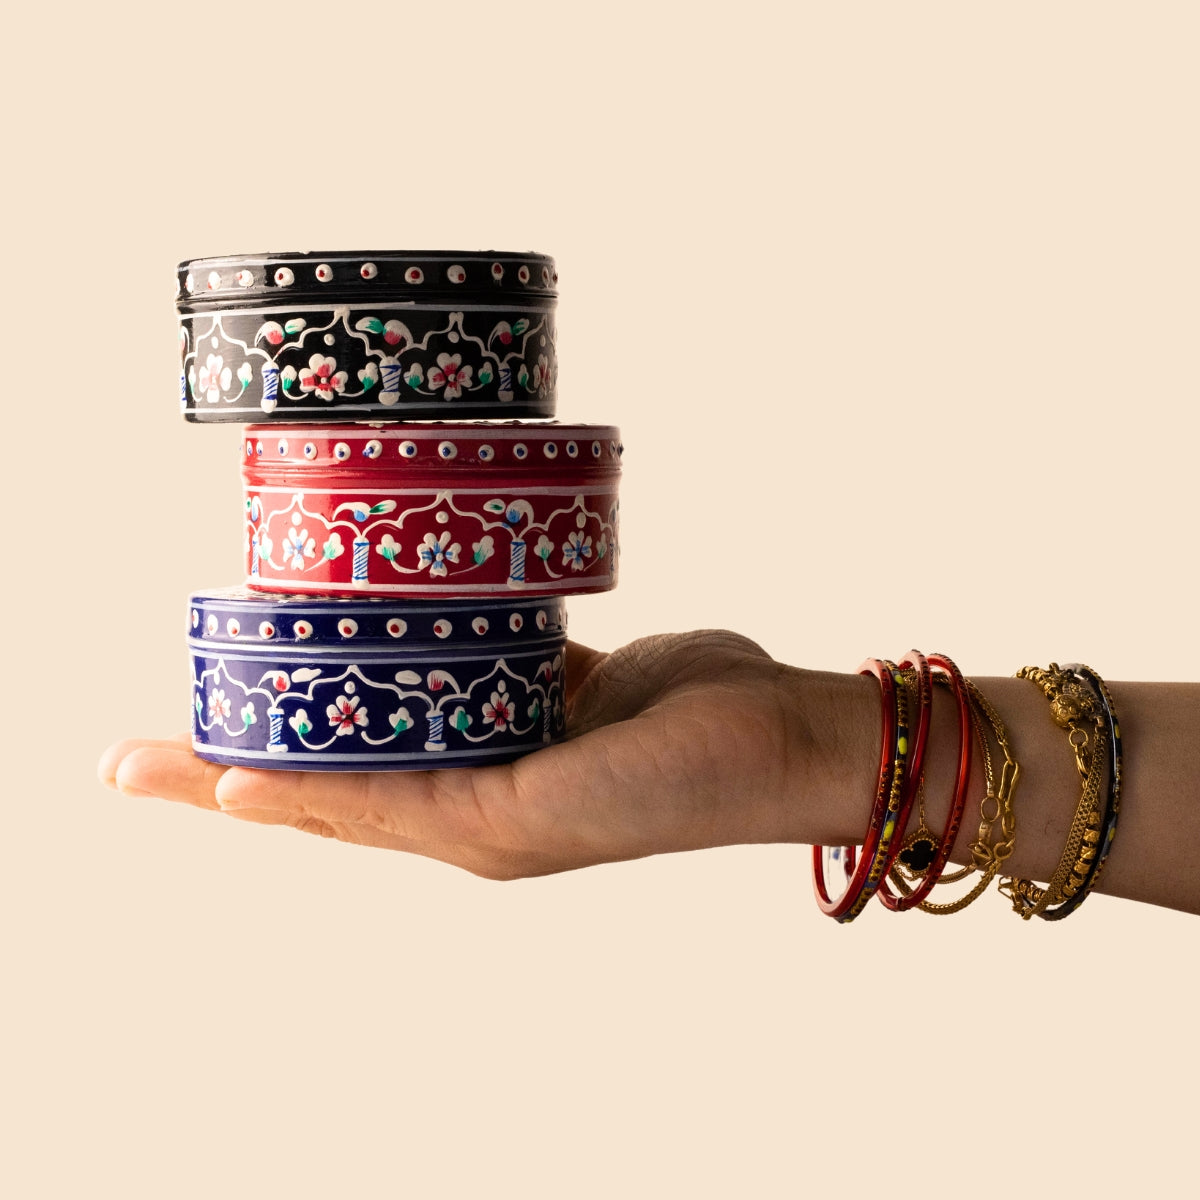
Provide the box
[177,251,557,310]
[240,422,623,478]
[188,589,567,651]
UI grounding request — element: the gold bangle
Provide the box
[1000,664,1108,920]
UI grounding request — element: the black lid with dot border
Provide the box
[177,250,558,422]
[178,251,557,306]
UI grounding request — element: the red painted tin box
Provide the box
[241,423,621,598]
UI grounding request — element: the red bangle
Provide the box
[812,658,914,923]
[877,651,973,912]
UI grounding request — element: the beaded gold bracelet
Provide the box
[1001,663,1111,920]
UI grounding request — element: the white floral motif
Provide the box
[328,694,368,736]
[289,709,312,737]
[389,706,413,734]
[531,354,553,395]
[240,702,256,728]
[284,525,316,569]
[298,354,349,401]
[428,353,474,400]
[534,534,554,561]
[199,354,232,403]
[562,530,593,571]
[483,682,516,731]
[207,689,231,722]
[418,531,461,578]
[322,531,345,561]
[376,533,401,562]
[472,534,495,565]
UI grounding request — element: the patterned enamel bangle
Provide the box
[879,651,973,912]
[1001,663,1110,920]
[1038,664,1122,921]
[812,659,913,923]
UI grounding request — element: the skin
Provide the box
[97,631,1200,916]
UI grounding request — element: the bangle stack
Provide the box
[813,652,1121,923]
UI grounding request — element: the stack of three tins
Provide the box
[177,251,621,770]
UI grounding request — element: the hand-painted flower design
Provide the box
[562,530,593,571]
[207,689,232,722]
[199,354,232,404]
[288,709,312,738]
[531,354,553,395]
[472,534,495,565]
[328,694,368,736]
[237,361,253,392]
[283,525,316,569]
[298,354,349,401]
[417,531,461,577]
[322,531,345,561]
[483,682,516,731]
[357,362,379,391]
[376,533,401,562]
[428,353,474,400]
[389,707,413,735]
[535,533,554,561]
[240,702,256,729]
[404,363,424,388]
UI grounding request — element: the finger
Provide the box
[112,742,231,811]
[564,639,607,697]
[97,734,191,788]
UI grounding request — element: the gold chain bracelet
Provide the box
[904,678,1019,915]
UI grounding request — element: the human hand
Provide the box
[98,631,827,878]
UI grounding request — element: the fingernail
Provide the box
[117,784,156,800]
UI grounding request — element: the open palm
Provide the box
[100,632,811,877]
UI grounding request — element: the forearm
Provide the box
[779,667,1200,916]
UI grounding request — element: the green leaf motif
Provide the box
[296,720,311,737]
[512,319,529,336]
[355,317,386,334]
[517,366,529,388]
[452,708,472,732]
[284,318,307,334]
[527,700,540,721]
[370,501,397,514]
[381,546,396,562]
[483,499,507,514]
[478,365,493,385]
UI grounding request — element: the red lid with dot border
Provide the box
[176,250,558,421]
[241,422,621,598]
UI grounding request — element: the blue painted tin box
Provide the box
[188,589,567,770]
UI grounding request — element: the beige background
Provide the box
[3,1,1197,1195]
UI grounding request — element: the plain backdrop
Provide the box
[3,2,1197,1196]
